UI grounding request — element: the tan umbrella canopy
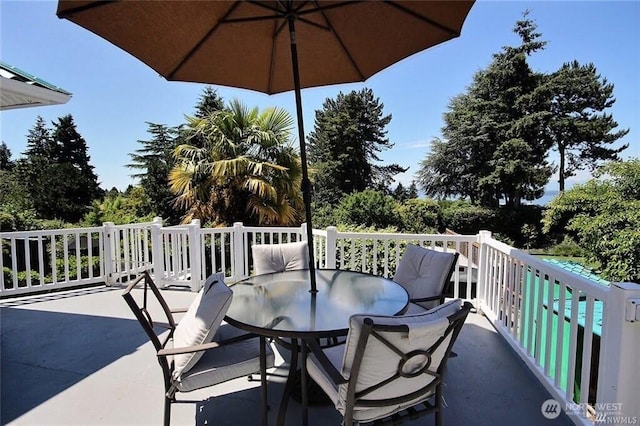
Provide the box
[56,0,475,292]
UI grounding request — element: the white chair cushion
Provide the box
[252,241,309,275]
[172,273,232,379]
[393,244,456,310]
[306,344,344,406]
[175,325,275,392]
[335,299,462,422]
[403,302,430,315]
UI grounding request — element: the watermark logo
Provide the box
[541,399,561,419]
[565,401,638,424]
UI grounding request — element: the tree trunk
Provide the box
[558,144,566,192]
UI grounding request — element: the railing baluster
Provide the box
[544,273,555,377]
[11,238,18,288]
[580,296,595,406]
[566,293,580,403]
[24,235,32,288]
[37,235,45,286]
[555,281,567,389]
[75,232,82,280]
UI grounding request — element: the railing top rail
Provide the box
[484,236,611,301]
[0,227,104,238]
[197,226,235,233]
[313,229,328,237]
[108,221,158,229]
[334,231,478,242]
[241,225,303,233]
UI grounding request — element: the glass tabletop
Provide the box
[225,269,409,338]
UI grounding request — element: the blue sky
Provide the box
[1,1,638,193]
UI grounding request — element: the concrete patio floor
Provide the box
[1,285,572,425]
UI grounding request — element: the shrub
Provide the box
[16,270,41,286]
[55,255,101,280]
[440,202,496,234]
[394,199,440,233]
[550,236,585,257]
[335,190,399,229]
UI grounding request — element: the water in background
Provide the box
[532,190,560,206]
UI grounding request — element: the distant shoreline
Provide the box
[531,190,560,206]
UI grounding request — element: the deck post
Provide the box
[150,219,165,287]
[188,219,202,292]
[325,226,337,269]
[232,222,245,281]
[103,222,115,285]
[596,282,640,423]
[476,230,492,313]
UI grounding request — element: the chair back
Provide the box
[122,271,176,377]
[393,244,459,309]
[252,241,309,275]
[339,300,472,423]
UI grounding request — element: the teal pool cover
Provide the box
[521,259,609,402]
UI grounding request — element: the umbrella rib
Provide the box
[268,19,285,94]
[167,1,244,79]
[230,2,330,31]
[385,1,461,37]
[311,1,366,81]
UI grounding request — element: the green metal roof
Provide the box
[0,61,71,95]
[0,61,72,110]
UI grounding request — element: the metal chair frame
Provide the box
[122,271,269,426]
[306,301,473,426]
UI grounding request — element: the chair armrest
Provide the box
[157,340,223,357]
[170,307,189,314]
[157,327,263,357]
[306,339,348,385]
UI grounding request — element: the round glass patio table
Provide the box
[225,269,408,426]
[225,268,409,339]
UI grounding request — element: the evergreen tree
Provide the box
[17,115,102,222]
[52,115,101,184]
[418,13,553,208]
[23,115,54,158]
[128,123,180,224]
[0,142,30,213]
[0,142,14,170]
[308,88,406,205]
[14,116,53,213]
[392,182,407,202]
[407,181,419,199]
[535,61,629,191]
[194,87,225,118]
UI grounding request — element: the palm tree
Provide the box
[170,99,304,226]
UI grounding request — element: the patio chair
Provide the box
[305,299,472,426]
[252,240,309,275]
[122,271,275,426]
[393,244,459,315]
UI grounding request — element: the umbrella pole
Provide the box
[288,16,317,293]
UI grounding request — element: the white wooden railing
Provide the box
[0,226,106,294]
[1,220,639,424]
[476,232,640,425]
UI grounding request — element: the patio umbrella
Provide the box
[56,0,475,292]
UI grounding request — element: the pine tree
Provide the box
[17,115,102,222]
[128,123,180,223]
[307,88,405,205]
[419,13,553,208]
[536,61,629,191]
